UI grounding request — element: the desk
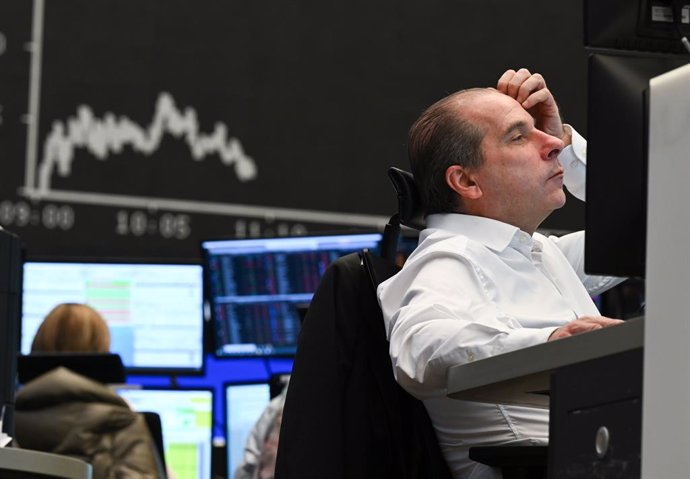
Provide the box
[446,316,644,408]
[0,448,92,479]
[446,317,645,478]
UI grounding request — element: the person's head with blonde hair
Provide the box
[31,303,110,353]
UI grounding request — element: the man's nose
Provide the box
[540,130,565,160]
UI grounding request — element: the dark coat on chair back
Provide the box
[274,252,452,479]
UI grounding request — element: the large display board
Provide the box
[0,0,587,259]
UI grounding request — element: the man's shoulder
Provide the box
[377,232,476,304]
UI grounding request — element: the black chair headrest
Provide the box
[17,353,126,384]
[387,167,426,231]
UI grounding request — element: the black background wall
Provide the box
[0,0,587,259]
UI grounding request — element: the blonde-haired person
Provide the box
[16,303,166,479]
[31,303,110,353]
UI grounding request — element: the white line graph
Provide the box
[19,0,385,228]
[35,91,257,196]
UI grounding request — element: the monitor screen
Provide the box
[202,232,382,357]
[585,0,690,53]
[117,388,213,479]
[585,51,689,277]
[225,382,272,479]
[21,261,205,372]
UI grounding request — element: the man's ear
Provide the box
[445,165,483,200]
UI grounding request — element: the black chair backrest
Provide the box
[17,353,126,384]
[381,167,425,263]
[141,411,167,478]
[387,167,425,230]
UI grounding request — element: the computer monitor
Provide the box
[585,0,690,53]
[21,260,205,373]
[201,232,382,357]
[117,387,213,479]
[585,50,689,277]
[224,381,272,479]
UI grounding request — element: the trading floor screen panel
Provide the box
[225,381,272,479]
[22,261,205,373]
[202,233,382,357]
[118,388,213,479]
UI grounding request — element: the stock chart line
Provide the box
[16,0,387,227]
[35,92,257,196]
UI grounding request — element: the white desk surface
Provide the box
[446,316,644,408]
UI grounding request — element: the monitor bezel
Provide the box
[21,256,207,376]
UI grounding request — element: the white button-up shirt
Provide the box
[377,128,622,478]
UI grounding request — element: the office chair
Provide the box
[274,168,451,478]
[274,247,451,478]
[380,167,425,263]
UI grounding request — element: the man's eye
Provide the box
[511,135,524,142]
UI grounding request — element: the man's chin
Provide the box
[547,192,567,213]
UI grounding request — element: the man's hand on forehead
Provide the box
[496,68,568,143]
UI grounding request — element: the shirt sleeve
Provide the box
[378,249,557,398]
[547,231,626,295]
[560,125,587,201]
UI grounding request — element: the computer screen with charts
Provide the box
[224,381,272,479]
[21,260,205,373]
[202,232,382,357]
[118,387,213,479]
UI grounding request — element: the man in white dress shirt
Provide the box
[377,69,625,478]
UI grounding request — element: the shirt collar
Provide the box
[425,213,530,253]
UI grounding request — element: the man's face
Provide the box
[464,91,566,231]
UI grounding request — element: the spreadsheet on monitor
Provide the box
[202,233,382,357]
[22,261,205,372]
[118,388,213,479]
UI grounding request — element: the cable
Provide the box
[682,35,690,53]
[672,0,690,53]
